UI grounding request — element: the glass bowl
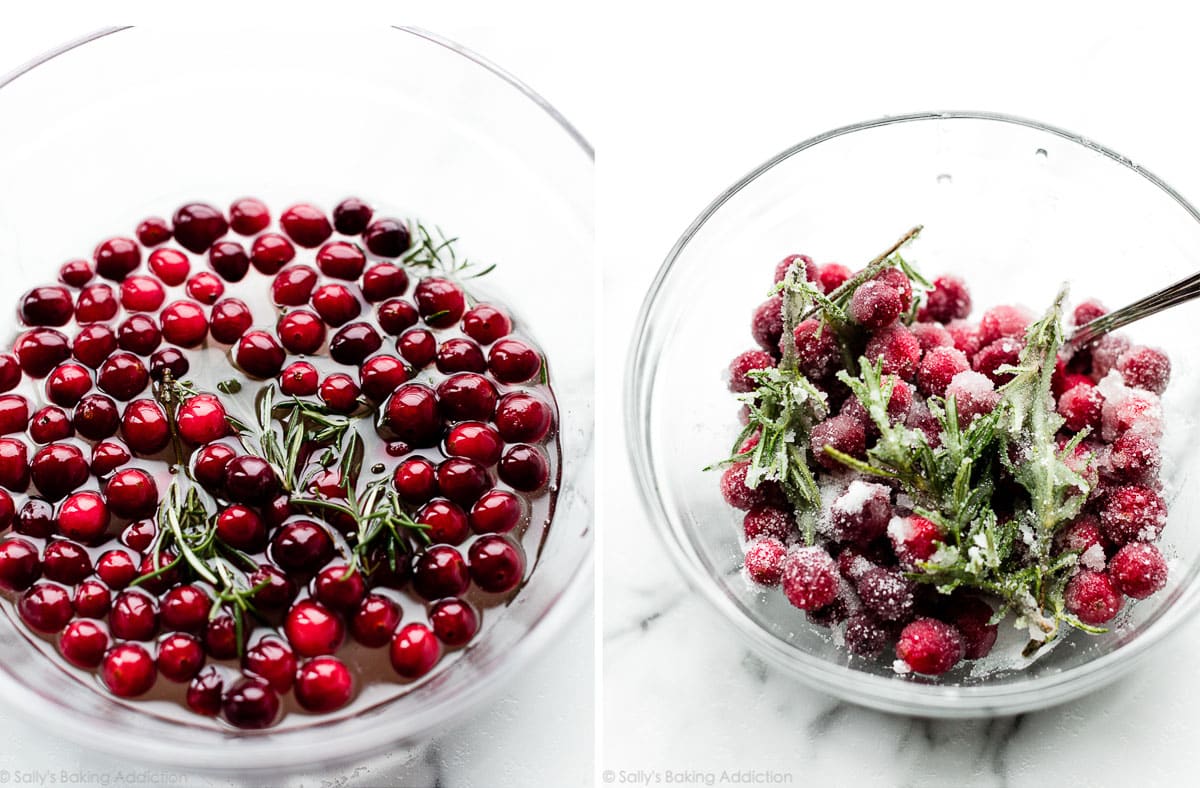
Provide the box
[627,111,1200,717]
[0,26,593,772]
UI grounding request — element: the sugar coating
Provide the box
[1080,542,1107,571]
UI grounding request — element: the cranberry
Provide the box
[271,520,334,572]
[393,457,437,504]
[161,584,212,632]
[319,373,361,413]
[1117,346,1171,394]
[16,328,71,377]
[917,346,971,398]
[249,564,296,610]
[498,444,550,492]
[469,490,522,534]
[60,619,110,669]
[175,394,228,445]
[73,324,118,369]
[119,399,169,454]
[229,197,271,235]
[280,361,320,396]
[468,534,525,593]
[285,600,345,656]
[434,459,490,506]
[159,300,210,347]
[243,639,297,693]
[446,421,503,465]
[43,540,93,584]
[327,323,382,366]
[204,611,245,659]
[362,263,408,302]
[278,310,326,355]
[314,241,365,281]
[59,259,95,287]
[462,304,512,345]
[351,594,402,647]
[30,443,88,501]
[0,395,29,434]
[117,276,165,313]
[314,565,367,612]
[855,567,915,622]
[215,505,267,551]
[93,237,141,281]
[978,305,1033,345]
[895,618,966,675]
[942,595,999,660]
[222,678,280,729]
[172,202,229,253]
[751,296,784,354]
[104,468,158,518]
[1101,485,1167,545]
[365,545,413,589]
[187,668,224,716]
[281,204,333,248]
[100,643,158,698]
[378,299,420,335]
[148,341,191,374]
[414,278,465,328]
[864,325,922,381]
[223,455,280,505]
[133,217,170,247]
[0,488,11,528]
[209,299,254,344]
[744,537,788,585]
[193,442,236,492]
[109,590,159,640]
[383,383,441,446]
[16,499,54,538]
[208,240,250,283]
[28,406,72,444]
[97,353,150,401]
[0,537,41,591]
[415,498,470,544]
[780,546,839,610]
[157,633,205,682]
[271,265,320,306]
[148,248,191,286]
[0,438,30,491]
[363,218,412,257]
[92,440,132,477]
[1064,570,1123,625]
[117,314,163,356]
[358,356,409,403]
[19,582,73,633]
[1109,542,1168,599]
[236,330,287,378]
[495,393,553,443]
[728,350,775,393]
[429,598,479,647]
[412,545,470,600]
[312,283,362,327]
[75,284,119,324]
[398,327,438,367]
[57,491,109,543]
[186,271,225,304]
[435,338,486,375]
[850,280,903,329]
[333,197,373,235]
[810,414,866,470]
[437,373,497,422]
[20,286,74,327]
[719,462,771,511]
[390,622,440,678]
[293,656,355,712]
[119,519,156,552]
[919,275,972,323]
[73,578,112,617]
[95,550,135,590]
[0,354,20,392]
[844,613,890,657]
[250,233,296,274]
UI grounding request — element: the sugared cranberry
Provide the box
[94,237,141,281]
[120,276,166,312]
[58,259,95,287]
[223,455,280,505]
[809,414,866,470]
[229,197,271,235]
[209,299,254,345]
[978,304,1033,345]
[215,505,267,552]
[222,678,279,729]
[446,422,504,465]
[437,337,487,374]
[20,286,74,327]
[896,618,965,675]
[236,330,287,378]
[849,280,902,329]
[844,613,890,658]
[148,248,191,286]
[919,275,972,323]
[172,202,229,254]
[311,283,362,327]
[72,324,118,369]
[781,547,839,610]
[158,633,205,682]
[117,314,163,355]
[917,346,971,398]
[414,277,465,328]
[43,540,93,584]
[1065,570,1123,625]
[285,600,345,657]
[280,361,319,396]
[829,480,892,544]
[1117,345,1171,394]
[243,639,297,693]
[351,594,402,648]
[412,545,470,600]
[889,515,943,567]
[73,578,112,617]
[789,318,840,380]
[1100,485,1167,545]
[1108,542,1168,599]
[271,520,334,572]
[0,537,41,591]
[278,310,326,355]
[271,265,320,306]
[378,299,420,335]
[60,619,110,669]
[159,300,210,347]
[104,468,158,518]
[363,218,412,257]
[208,241,250,283]
[864,325,922,381]
[855,567,915,622]
[390,622,440,679]
[728,350,774,393]
[468,534,525,593]
[281,204,333,248]
[250,233,296,275]
[186,271,225,304]
[744,537,788,585]
[19,582,74,633]
[319,373,361,414]
[187,668,224,716]
[329,322,382,366]
[16,328,71,377]
[91,440,132,477]
[161,584,212,632]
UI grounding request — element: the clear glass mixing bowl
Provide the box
[627,111,1200,717]
[0,25,593,772]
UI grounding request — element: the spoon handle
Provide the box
[1068,270,1200,348]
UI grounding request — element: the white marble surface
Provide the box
[599,4,1200,786]
[0,5,594,787]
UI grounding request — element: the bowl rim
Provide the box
[0,24,594,770]
[625,109,1200,716]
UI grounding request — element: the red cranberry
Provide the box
[249,564,296,610]
[138,552,181,596]
[98,353,150,401]
[285,600,344,656]
[136,217,172,246]
[19,582,74,633]
[30,443,88,501]
[488,339,541,383]
[393,457,437,504]
[110,590,159,640]
[358,355,408,402]
[73,578,112,617]
[281,204,333,248]
[20,286,74,327]
[120,399,170,454]
[378,299,420,335]
[384,384,441,446]
[278,310,326,355]
[294,656,354,712]
[58,491,110,543]
[91,440,131,477]
[429,598,479,647]
[499,444,550,492]
[193,442,236,492]
[271,520,334,572]
[365,545,413,589]
[250,233,296,274]
[243,639,297,693]
[0,438,30,491]
[16,328,71,377]
[172,202,229,254]
[280,361,320,396]
[417,498,471,544]
[329,323,382,366]
[436,338,486,374]
[215,505,267,551]
[161,584,212,632]
[43,540,93,584]
[29,406,73,444]
[59,259,95,287]
[446,421,503,465]
[398,327,438,367]
[223,455,280,505]
[470,490,522,534]
[0,395,29,434]
[333,197,373,235]
[390,622,440,678]
[158,633,205,682]
[209,298,254,344]
[351,594,402,648]
[95,550,135,590]
[412,545,470,600]
[780,546,839,610]
[436,373,497,422]
[176,394,228,445]
[60,619,110,669]
[311,283,362,327]
[271,265,320,306]
[1100,485,1167,545]
[17,499,54,540]
[117,314,163,355]
[119,519,155,552]
[94,237,141,281]
[208,240,250,283]
[160,300,210,347]
[148,248,190,285]
[187,668,224,716]
[1109,542,1168,599]
[0,488,11,528]
[314,565,367,612]
[118,276,165,313]
[100,643,158,698]
[1064,570,1122,625]
[462,304,512,345]
[236,330,287,378]
[896,618,966,675]
[363,218,412,257]
[204,611,245,659]
[728,350,775,393]
[495,393,552,443]
[75,284,119,324]
[414,277,465,328]
[362,263,408,302]
[316,241,366,281]
[104,468,158,518]
[744,537,788,585]
[222,677,279,729]
[0,354,20,392]
[468,534,525,592]
[319,373,361,413]
[0,537,41,591]
[919,275,972,323]
[229,197,271,235]
[73,324,118,369]
[186,271,225,304]
[434,459,490,506]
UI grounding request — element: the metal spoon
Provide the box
[1067,269,1200,348]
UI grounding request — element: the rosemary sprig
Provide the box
[402,223,496,280]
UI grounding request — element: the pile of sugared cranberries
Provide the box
[0,197,556,729]
[723,257,1172,676]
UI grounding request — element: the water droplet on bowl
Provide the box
[936,173,952,184]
